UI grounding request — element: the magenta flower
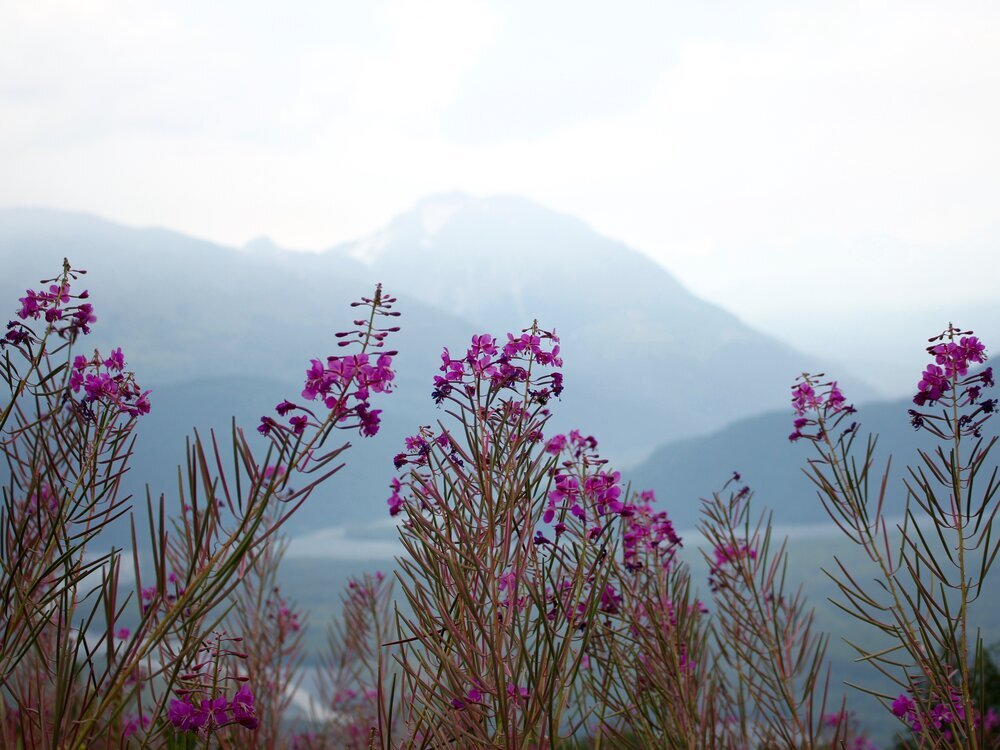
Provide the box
[387,478,405,516]
[984,706,999,733]
[231,683,258,729]
[301,359,331,401]
[961,335,987,363]
[890,693,913,718]
[357,405,382,436]
[791,383,822,416]
[914,363,951,406]
[167,698,205,731]
[544,434,567,455]
[205,695,229,726]
[275,399,297,415]
[598,584,622,614]
[17,290,41,319]
[289,415,308,436]
[467,333,498,361]
[103,347,125,372]
[265,290,397,440]
[450,688,482,710]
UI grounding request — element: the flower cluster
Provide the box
[908,327,995,436]
[167,683,258,732]
[168,634,258,734]
[68,348,151,418]
[541,432,676,554]
[913,333,988,406]
[788,376,855,441]
[392,428,453,471]
[621,490,683,571]
[431,328,563,405]
[387,326,563,523]
[891,690,1000,742]
[3,267,96,346]
[544,429,597,457]
[259,285,398,440]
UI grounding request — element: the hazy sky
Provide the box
[2,0,999,353]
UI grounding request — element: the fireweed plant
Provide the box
[0,261,398,748]
[790,326,999,749]
[305,571,400,749]
[8,261,987,749]
[377,328,873,749]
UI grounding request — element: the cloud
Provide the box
[286,525,401,559]
[1,0,998,321]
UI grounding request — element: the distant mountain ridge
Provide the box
[319,193,876,462]
[1,197,876,535]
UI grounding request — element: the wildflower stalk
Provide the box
[791,325,997,747]
[2,263,400,748]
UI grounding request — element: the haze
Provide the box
[2,0,999,391]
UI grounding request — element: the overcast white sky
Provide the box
[2,0,999,377]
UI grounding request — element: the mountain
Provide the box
[0,206,468,396]
[325,192,875,463]
[1,198,875,537]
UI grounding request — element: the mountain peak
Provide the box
[243,235,285,255]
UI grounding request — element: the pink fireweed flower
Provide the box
[544,434,567,455]
[823,711,846,727]
[167,699,205,732]
[467,333,498,361]
[7,271,98,341]
[450,688,482,710]
[289,415,308,436]
[68,348,151,417]
[205,695,229,726]
[789,376,855,440]
[103,347,125,371]
[911,329,994,437]
[678,650,696,675]
[387,477,405,516]
[622,497,682,571]
[825,381,847,412]
[890,694,912,718]
[791,382,822,416]
[891,693,922,731]
[498,570,519,592]
[277,604,301,633]
[914,363,950,406]
[264,286,398,440]
[984,706,999,733]
[231,683,258,729]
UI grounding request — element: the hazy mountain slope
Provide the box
[2,200,876,524]
[112,375,409,544]
[326,193,876,463]
[0,207,470,395]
